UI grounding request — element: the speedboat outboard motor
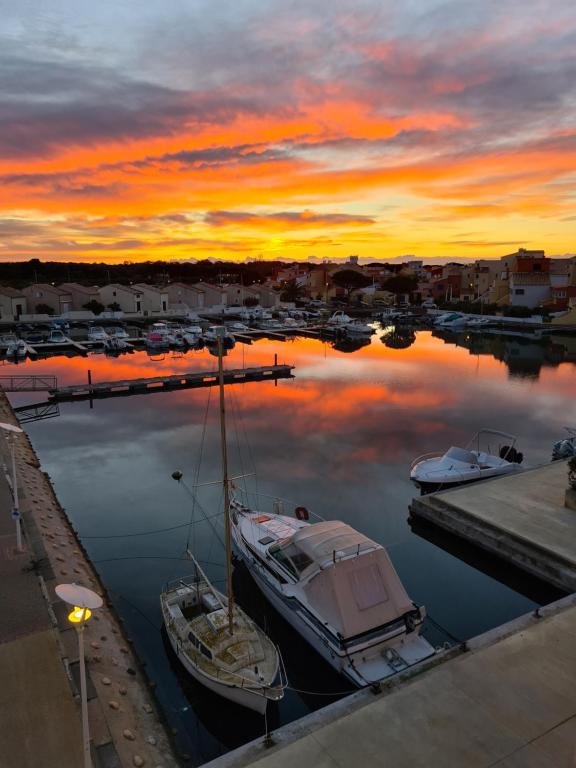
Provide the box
[499,445,523,464]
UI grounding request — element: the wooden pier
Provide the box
[47,363,295,402]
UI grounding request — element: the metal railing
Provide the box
[0,375,57,392]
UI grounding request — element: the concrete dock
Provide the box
[203,596,576,768]
[410,461,576,592]
[0,392,178,768]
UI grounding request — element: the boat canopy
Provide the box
[445,446,478,465]
[289,522,414,639]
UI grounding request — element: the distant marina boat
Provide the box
[145,322,172,350]
[230,500,435,687]
[103,337,131,354]
[46,329,69,344]
[410,429,524,493]
[6,339,28,359]
[203,326,235,348]
[433,312,467,329]
[107,325,130,340]
[326,311,374,337]
[87,326,109,342]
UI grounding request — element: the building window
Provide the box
[533,264,542,272]
[514,289,525,295]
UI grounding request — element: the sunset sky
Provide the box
[1,0,575,263]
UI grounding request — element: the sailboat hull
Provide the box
[164,624,272,714]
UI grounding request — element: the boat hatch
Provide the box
[258,536,274,545]
[254,515,270,523]
[259,519,298,539]
[206,608,229,632]
[202,592,221,613]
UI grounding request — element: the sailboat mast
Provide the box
[216,332,234,635]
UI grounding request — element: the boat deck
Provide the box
[410,460,576,591]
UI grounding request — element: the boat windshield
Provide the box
[268,542,314,579]
[445,446,478,464]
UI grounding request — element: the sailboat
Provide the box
[160,328,285,713]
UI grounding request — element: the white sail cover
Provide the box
[293,522,414,639]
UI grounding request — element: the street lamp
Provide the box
[0,421,24,552]
[55,583,103,768]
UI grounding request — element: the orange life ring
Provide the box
[294,506,310,521]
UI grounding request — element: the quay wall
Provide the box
[0,389,179,768]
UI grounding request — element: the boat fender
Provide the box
[295,506,309,521]
[499,445,518,462]
[515,451,523,464]
[405,612,416,633]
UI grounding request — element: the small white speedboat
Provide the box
[104,337,131,354]
[6,339,27,359]
[410,430,524,493]
[344,319,374,337]
[87,326,109,342]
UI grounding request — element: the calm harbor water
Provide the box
[7,326,576,764]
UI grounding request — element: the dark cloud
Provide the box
[205,210,376,227]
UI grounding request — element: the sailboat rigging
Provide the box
[160,328,285,713]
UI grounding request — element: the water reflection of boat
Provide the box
[331,336,371,353]
[160,329,284,713]
[230,500,435,687]
[381,327,416,349]
[410,429,524,493]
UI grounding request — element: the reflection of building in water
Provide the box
[433,330,575,380]
[381,327,416,349]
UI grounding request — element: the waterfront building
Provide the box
[58,282,102,311]
[99,283,144,314]
[22,283,73,315]
[165,282,205,312]
[192,282,228,309]
[0,286,27,320]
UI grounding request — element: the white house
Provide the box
[22,284,72,315]
[193,282,227,309]
[58,283,102,311]
[509,273,551,308]
[165,283,205,312]
[0,287,27,320]
[99,284,144,313]
[132,284,169,314]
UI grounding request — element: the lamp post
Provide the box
[55,583,103,768]
[0,421,24,552]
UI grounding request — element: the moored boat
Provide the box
[410,429,524,492]
[230,500,435,687]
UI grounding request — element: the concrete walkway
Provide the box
[207,600,576,768]
[0,445,83,768]
[410,461,576,591]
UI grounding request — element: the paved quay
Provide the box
[204,597,576,768]
[410,460,576,591]
[0,391,178,768]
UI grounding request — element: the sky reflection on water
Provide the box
[9,328,575,763]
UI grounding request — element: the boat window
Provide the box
[199,642,212,660]
[445,447,477,464]
[269,543,313,578]
[258,536,274,545]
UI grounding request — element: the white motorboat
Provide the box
[326,310,353,327]
[182,324,204,345]
[47,329,69,344]
[257,318,284,331]
[552,427,576,460]
[230,501,435,687]
[87,326,109,342]
[104,337,131,354]
[343,319,374,337]
[227,322,251,333]
[433,312,467,329]
[161,328,285,713]
[6,339,27,359]
[107,326,130,340]
[465,317,495,329]
[203,326,235,347]
[410,429,524,493]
